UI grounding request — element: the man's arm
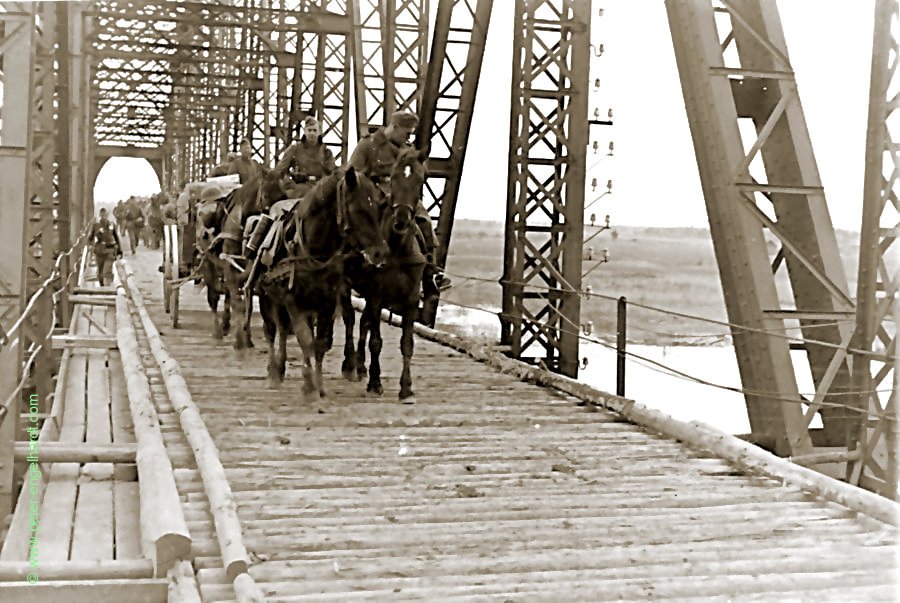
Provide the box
[323,147,337,174]
[272,144,296,178]
[348,138,373,175]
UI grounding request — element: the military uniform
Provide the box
[348,110,450,295]
[274,137,336,197]
[90,216,121,286]
[228,156,262,184]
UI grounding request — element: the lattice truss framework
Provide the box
[500,0,590,378]
[848,0,899,496]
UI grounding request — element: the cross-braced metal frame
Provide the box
[848,0,899,497]
[499,0,591,378]
[666,0,897,492]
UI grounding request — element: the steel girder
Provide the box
[416,0,493,327]
[352,0,428,136]
[848,0,899,497]
[666,0,866,461]
[500,0,591,378]
[0,4,34,516]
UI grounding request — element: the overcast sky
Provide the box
[95,0,878,231]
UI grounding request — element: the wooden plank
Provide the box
[0,559,152,580]
[70,347,115,562]
[13,442,136,463]
[167,560,203,603]
[113,481,142,560]
[108,353,135,444]
[71,480,114,561]
[39,338,88,562]
[0,579,167,603]
[66,294,116,307]
[51,335,117,350]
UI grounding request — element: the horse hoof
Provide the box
[267,378,281,390]
[367,383,384,396]
[341,369,356,382]
[400,395,416,405]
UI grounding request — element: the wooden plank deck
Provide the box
[0,260,167,601]
[125,247,900,602]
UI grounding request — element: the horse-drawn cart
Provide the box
[161,175,241,328]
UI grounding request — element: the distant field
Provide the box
[441,219,861,346]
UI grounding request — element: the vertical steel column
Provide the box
[500,0,591,378]
[847,0,899,496]
[55,1,73,328]
[24,2,58,406]
[0,5,34,515]
[417,0,493,326]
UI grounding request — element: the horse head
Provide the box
[387,147,428,238]
[339,167,389,268]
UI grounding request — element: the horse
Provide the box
[254,167,388,397]
[340,147,429,402]
[195,169,287,351]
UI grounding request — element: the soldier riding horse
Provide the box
[340,146,430,402]
[250,167,388,398]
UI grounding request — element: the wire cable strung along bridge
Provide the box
[0,0,898,601]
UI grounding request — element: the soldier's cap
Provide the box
[200,185,224,202]
[389,110,418,129]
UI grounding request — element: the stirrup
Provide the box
[435,274,451,292]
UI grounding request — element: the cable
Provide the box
[439,267,894,363]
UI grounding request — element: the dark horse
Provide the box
[196,170,286,351]
[254,167,388,397]
[340,147,429,402]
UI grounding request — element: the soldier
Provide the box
[122,196,145,254]
[229,138,262,184]
[89,207,122,287]
[348,109,450,296]
[273,116,336,198]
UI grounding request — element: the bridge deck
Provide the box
[124,248,899,602]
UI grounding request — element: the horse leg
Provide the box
[222,286,232,337]
[260,295,281,389]
[245,295,255,349]
[398,312,416,403]
[366,305,384,396]
[340,290,358,381]
[356,305,370,382]
[314,304,335,398]
[287,305,320,401]
[207,284,222,340]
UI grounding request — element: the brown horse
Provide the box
[340,147,429,402]
[196,169,286,351]
[255,167,388,398]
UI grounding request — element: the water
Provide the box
[436,306,822,436]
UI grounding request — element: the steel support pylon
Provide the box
[500,0,591,378]
[666,0,862,460]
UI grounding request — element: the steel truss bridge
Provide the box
[0,0,897,599]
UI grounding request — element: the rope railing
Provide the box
[432,270,895,424]
[439,268,894,362]
[0,226,92,419]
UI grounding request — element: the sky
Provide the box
[94,0,878,231]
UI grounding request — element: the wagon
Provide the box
[161,175,241,327]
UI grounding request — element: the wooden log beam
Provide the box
[167,560,203,603]
[13,442,136,463]
[51,334,117,350]
[67,294,116,307]
[0,558,152,580]
[0,578,167,602]
[352,296,900,526]
[115,287,191,576]
[117,262,257,591]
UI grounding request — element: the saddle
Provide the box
[257,197,311,266]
